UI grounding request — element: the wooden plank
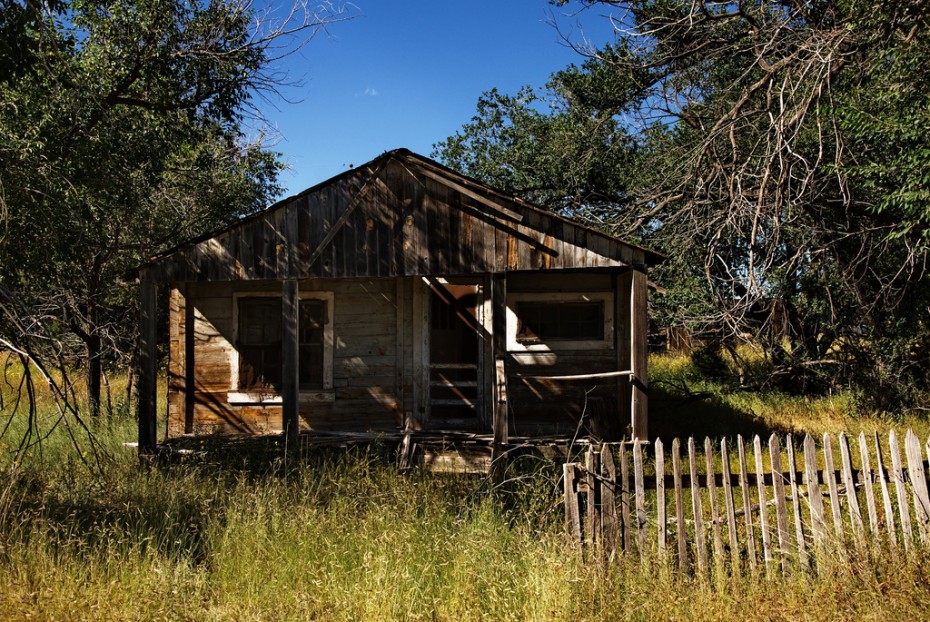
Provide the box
[395,278,406,423]
[585,448,600,554]
[620,442,632,553]
[615,270,632,438]
[412,280,427,426]
[655,439,667,561]
[491,273,508,445]
[564,463,582,552]
[137,270,158,457]
[672,438,688,573]
[857,433,879,538]
[753,436,772,570]
[839,432,865,546]
[688,437,707,575]
[319,167,383,274]
[630,268,648,439]
[704,437,724,571]
[889,430,912,547]
[804,434,827,547]
[183,292,195,434]
[633,440,647,557]
[737,435,757,571]
[721,439,741,575]
[905,429,930,544]
[785,436,808,569]
[822,433,844,538]
[873,432,897,547]
[768,434,791,568]
[600,445,618,559]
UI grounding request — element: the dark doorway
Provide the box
[428,282,480,429]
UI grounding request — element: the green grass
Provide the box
[1,353,930,620]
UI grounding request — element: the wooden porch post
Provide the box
[138,269,158,458]
[630,264,649,440]
[491,272,509,446]
[615,270,632,439]
[282,203,300,441]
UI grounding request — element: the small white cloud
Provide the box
[364,87,379,97]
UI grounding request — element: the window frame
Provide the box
[506,291,614,352]
[228,290,335,404]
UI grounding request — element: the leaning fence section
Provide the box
[563,430,930,575]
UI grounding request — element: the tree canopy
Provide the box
[436,0,930,409]
[0,0,350,431]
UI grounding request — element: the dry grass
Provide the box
[0,353,929,620]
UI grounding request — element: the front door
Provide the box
[428,281,481,430]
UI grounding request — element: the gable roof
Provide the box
[141,149,664,282]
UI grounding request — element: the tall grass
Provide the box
[1,354,930,620]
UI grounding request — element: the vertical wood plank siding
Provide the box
[151,157,652,283]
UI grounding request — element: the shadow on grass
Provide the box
[648,381,797,442]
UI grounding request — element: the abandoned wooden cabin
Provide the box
[135,149,664,461]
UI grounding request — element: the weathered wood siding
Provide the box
[167,278,405,437]
[504,272,628,438]
[152,155,648,283]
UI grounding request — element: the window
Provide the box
[238,298,282,391]
[231,292,334,401]
[507,292,614,352]
[516,300,605,342]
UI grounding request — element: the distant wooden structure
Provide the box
[134,149,664,458]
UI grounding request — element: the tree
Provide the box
[437,1,930,408]
[0,0,352,423]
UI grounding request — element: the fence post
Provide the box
[889,431,912,548]
[769,434,791,572]
[655,439,667,562]
[672,438,688,573]
[905,430,930,544]
[737,435,757,572]
[721,439,741,575]
[564,463,582,553]
[704,437,724,573]
[600,445,618,561]
[786,435,809,569]
[585,448,600,555]
[873,432,898,547]
[633,440,647,559]
[688,437,707,576]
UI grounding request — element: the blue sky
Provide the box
[257,1,616,196]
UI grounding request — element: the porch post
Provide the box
[614,270,632,439]
[138,268,158,458]
[491,272,509,446]
[282,203,300,441]
[630,263,649,440]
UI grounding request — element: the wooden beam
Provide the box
[406,163,524,223]
[183,289,195,434]
[630,265,648,440]
[491,273,509,445]
[282,279,299,441]
[615,270,632,438]
[282,202,300,441]
[137,269,158,457]
[511,370,633,381]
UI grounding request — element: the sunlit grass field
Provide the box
[1,352,929,621]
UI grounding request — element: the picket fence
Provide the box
[563,430,930,574]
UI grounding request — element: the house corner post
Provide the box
[138,269,158,459]
[282,204,300,443]
[631,264,648,440]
